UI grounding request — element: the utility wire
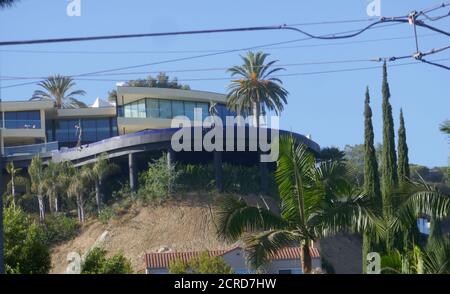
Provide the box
[1,58,449,87]
[0,32,437,55]
[0,23,403,89]
[0,4,446,47]
[0,58,381,80]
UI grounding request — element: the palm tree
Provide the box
[42,161,62,213]
[28,156,46,221]
[226,51,288,192]
[364,179,450,262]
[381,236,450,274]
[440,120,450,135]
[227,51,288,120]
[30,75,87,109]
[0,0,19,8]
[441,120,450,181]
[5,161,24,209]
[68,166,93,223]
[91,154,112,215]
[216,135,367,273]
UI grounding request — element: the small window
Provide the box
[159,100,172,119]
[184,102,196,121]
[196,102,209,120]
[278,269,302,274]
[146,99,159,118]
[172,100,184,117]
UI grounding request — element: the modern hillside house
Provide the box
[0,86,320,191]
[0,87,239,154]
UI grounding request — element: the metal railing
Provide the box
[2,141,59,157]
[0,120,42,129]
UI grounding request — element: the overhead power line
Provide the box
[0,23,403,89]
[1,58,449,88]
[0,1,448,47]
[0,58,381,81]
[0,32,438,55]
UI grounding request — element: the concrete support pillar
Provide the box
[214,151,223,192]
[129,153,137,193]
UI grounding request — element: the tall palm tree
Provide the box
[91,154,114,215]
[5,161,23,209]
[30,75,87,109]
[216,135,367,273]
[441,120,450,181]
[227,51,288,120]
[68,166,93,223]
[440,120,450,135]
[28,156,46,222]
[43,161,62,213]
[227,51,288,192]
[0,0,19,8]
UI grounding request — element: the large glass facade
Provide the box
[46,117,118,148]
[121,98,209,121]
[2,111,41,129]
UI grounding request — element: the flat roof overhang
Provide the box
[116,87,227,105]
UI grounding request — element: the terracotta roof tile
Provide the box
[145,246,320,269]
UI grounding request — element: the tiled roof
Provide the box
[145,246,320,269]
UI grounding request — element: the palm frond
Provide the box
[216,196,286,242]
[242,230,300,271]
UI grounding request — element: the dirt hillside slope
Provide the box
[51,195,361,274]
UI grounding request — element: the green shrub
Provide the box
[178,164,215,191]
[138,155,180,202]
[4,206,51,274]
[168,252,233,274]
[98,207,115,224]
[42,214,80,245]
[82,247,133,274]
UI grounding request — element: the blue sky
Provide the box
[0,0,449,167]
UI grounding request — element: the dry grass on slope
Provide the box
[50,193,276,274]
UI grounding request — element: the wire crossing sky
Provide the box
[0,0,449,167]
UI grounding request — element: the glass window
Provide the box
[137,99,146,118]
[117,106,124,117]
[159,99,172,119]
[5,112,17,129]
[196,102,209,120]
[184,102,196,121]
[28,111,40,120]
[55,120,68,142]
[146,99,159,118]
[124,104,131,118]
[67,120,80,142]
[130,102,138,118]
[172,101,184,117]
[96,119,110,140]
[82,119,97,142]
[111,118,118,136]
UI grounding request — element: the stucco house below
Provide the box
[145,246,321,274]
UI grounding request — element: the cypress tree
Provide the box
[362,87,382,273]
[381,62,398,215]
[364,87,381,205]
[397,109,410,185]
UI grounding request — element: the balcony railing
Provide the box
[2,141,58,157]
[0,120,42,129]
